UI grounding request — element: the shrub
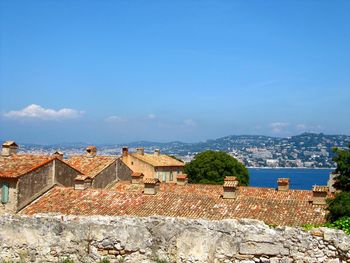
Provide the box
[60,258,74,263]
[327,191,350,221]
[325,217,350,235]
[99,258,110,263]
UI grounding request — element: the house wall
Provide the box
[155,166,184,183]
[116,159,133,181]
[17,162,54,211]
[122,155,156,179]
[0,179,18,214]
[91,161,117,189]
[54,159,81,187]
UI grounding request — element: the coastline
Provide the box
[247,166,335,170]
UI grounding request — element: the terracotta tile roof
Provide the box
[223,181,239,188]
[22,182,330,226]
[312,186,329,192]
[66,156,116,179]
[131,153,184,167]
[131,172,144,177]
[224,176,237,181]
[0,154,53,178]
[177,174,188,179]
[278,178,290,184]
[2,141,18,147]
[143,178,160,184]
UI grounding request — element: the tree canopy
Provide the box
[332,144,350,191]
[184,150,249,185]
[327,191,350,221]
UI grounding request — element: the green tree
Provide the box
[327,191,350,221]
[332,144,350,191]
[184,150,249,185]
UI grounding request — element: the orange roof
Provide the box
[278,178,290,184]
[131,153,184,167]
[143,178,160,184]
[312,186,329,192]
[0,154,53,178]
[223,181,239,188]
[177,174,188,180]
[66,156,117,179]
[224,176,237,181]
[22,182,330,226]
[131,172,144,177]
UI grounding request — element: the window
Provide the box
[170,171,173,181]
[1,182,9,204]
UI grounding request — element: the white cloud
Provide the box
[105,115,124,122]
[183,118,197,127]
[269,122,289,133]
[145,114,156,120]
[3,104,84,120]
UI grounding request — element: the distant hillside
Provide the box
[8,132,350,168]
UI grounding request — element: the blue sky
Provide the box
[1,0,349,144]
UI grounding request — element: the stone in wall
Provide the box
[0,214,349,263]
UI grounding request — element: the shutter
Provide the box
[1,182,9,204]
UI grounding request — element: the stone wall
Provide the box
[0,214,349,263]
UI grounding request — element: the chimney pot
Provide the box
[312,185,329,205]
[176,174,188,185]
[143,178,160,195]
[223,176,239,199]
[131,172,144,184]
[277,178,290,191]
[136,147,145,155]
[74,176,92,190]
[86,146,97,157]
[122,147,129,157]
[154,149,160,156]
[2,141,18,156]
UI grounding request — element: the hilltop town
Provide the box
[16,133,350,168]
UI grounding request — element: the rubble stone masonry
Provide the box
[0,215,349,263]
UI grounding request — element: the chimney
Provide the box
[136,147,145,155]
[143,178,160,195]
[131,172,144,184]
[312,185,329,205]
[74,176,92,190]
[176,174,188,186]
[154,149,160,156]
[52,150,64,160]
[86,146,97,157]
[2,141,18,156]
[122,147,129,157]
[223,176,239,199]
[277,178,290,191]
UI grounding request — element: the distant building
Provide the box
[0,141,81,213]
[121,147,184,183]
[266,159,279,167]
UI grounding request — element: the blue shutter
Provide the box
[1,182,9,204]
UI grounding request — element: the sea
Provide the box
[248,168,334,190]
